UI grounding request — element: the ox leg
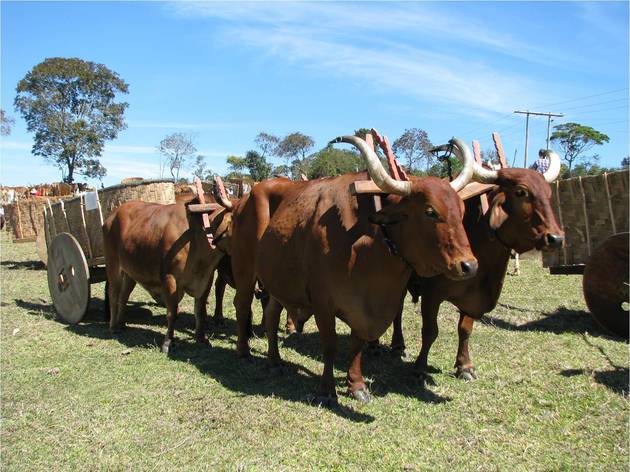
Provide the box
[347,332,371,404]
[213,273,226,327]
[194,286,212,348]
[110,273,135,333]
[313,313,338,406]
[390,302,406,357]
[414,295,441,385]
[264,297,284,368]
[454,313,477,381]
[234,284,255,358]
[161,275,179,354]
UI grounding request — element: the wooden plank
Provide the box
[492,132,508,168]
[603,173,617,234]
[472,140,489,213]
[351,179,495,201]
[79,195,94,262]
[12,237,37,243]
[458,182,495,201]
[188,203,223,214]
[578,176,592,257]
[350,180,386,195]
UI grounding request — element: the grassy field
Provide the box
[1,230,628,471]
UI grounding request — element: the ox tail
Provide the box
[103,279,111,322]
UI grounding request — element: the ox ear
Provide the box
[487,192,508,230]
[369,209,408,226]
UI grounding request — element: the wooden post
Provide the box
[15,197,24,239]
[492,132,508,168]
[472,140,489,214]
[79,194,94,262]
[602,173,617,234]
[578,176,592,257]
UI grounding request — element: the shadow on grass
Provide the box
[482,307,623,341]
[283,331,451,405]
[2,259,46,270]
[560,367,629,395]
[62,302,376,422]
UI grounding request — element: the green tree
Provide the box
[226,155,246,180]
[276,132,315,165]
[254,132,280,159]
[392,128,433,173]
[192,155,213,180]
[1,109,14,136]
[308,146,363,178]
[158,132,197,181]
[550,122,610,176]
[244,150,272,181]
[14,57,128,183]
[621,157,629,168]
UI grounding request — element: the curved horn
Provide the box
[541,149,561,183]
[430,138,475,192]
[329,135,411,196]
[213,175,233,209]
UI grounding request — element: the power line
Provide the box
[514,110,564,166]
[532,87,628,110]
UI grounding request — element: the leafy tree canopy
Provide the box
[14,57,129,183]
[308,146,363,179]
[276,132,315,164]
[392,128,433,173]
[254,132,280,159]
[1,109,14,136]
[158,132,197,181]
[550,122,609,175]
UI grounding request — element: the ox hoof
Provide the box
[365,341,388,356]
[455,367,477,382]
[390,346,407,359]
[161,338,174,354]
[309,394,338,408]
[267,362,288,376]
[196,336,212,349]
[415,370,437,387]
[350,388,372,404]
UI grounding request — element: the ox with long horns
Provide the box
[382,149,564,382]
[230,133,479,404]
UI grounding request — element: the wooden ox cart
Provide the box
[43,179,176,324]
[542,170,629,338]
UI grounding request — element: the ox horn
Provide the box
[541,149,561,183]
[213,175,233,209]
[430,137,475,192]
[329,135,412,196]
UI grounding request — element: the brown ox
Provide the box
[383,151,563,382]
[230,136,479,404]
[103,197,232,353]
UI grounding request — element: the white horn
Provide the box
[542,150,561,183]
[329,135,411,196]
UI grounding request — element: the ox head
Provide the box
[330,135,478,281]
[472,151,564,253]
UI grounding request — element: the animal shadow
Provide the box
[483,307,621,340]
[282,331,451,405]
[2,260,46,271]
[560,367,629,396]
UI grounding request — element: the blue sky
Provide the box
[1,1,628,187]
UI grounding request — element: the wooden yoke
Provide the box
[472,140,490,214]
[188,177,218,249]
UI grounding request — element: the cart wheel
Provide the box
[583,233,629,339]
[47,233,91,324]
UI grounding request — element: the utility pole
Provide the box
[514,110,564,167]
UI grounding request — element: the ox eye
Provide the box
[515,188,529,198]
[425,206,439,220]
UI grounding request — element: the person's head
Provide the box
[538,149,547,159]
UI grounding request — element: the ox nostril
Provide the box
[460,260,478,277]
[546,233,563,247]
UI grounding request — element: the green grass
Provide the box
[1,231,628,471]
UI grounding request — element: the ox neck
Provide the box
[378,224,415,272]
